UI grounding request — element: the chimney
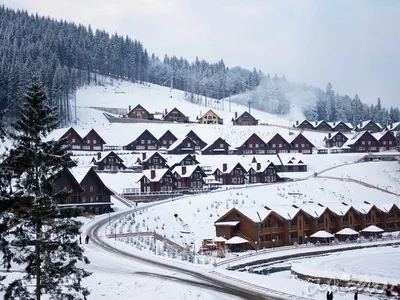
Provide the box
[235,112,238,119]
[257,162,261,171]
[390,123,393,129]
[97,152,101,160]
[223,163,227,172]
[128,105,131,112]
[165,108,168,115]
[328,132,331,139]
[182,166,186,175]
[333,122,336,126]
[296,120,299,126]
[151,170,156,179]
[142,153,146,160]
[315,121,318,126]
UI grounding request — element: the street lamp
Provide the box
[272,239,275,249]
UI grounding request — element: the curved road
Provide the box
[87,206,305,300]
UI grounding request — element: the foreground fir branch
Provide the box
[0,80,91,300]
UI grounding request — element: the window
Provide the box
[141,139,145,144]
[93,140,97,144]
[169,140,173,144]
[295,144,299,148]
[248,143,253,148]
[357,147,365,151]
[153,158,159,163]
[86,139,91,144]
[147,140,152,144]
[82,196,87,203]
[220,143,224,148]
[267,150,276,154]
[368,141,371,145]
[72,138,76,143]
[255,144,259,148]
[279,144,282,148]
[389,141,393,145]
[256,150,265,154]
[243,150,253,154]
[272,144,276,148]
[232,178,238,184]
[362,141,365,145]
[163,140,167,145]
[301,144,305,148]
[90,185,94,192]
[187,142,191,147]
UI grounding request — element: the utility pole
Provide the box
[248,99,251,114]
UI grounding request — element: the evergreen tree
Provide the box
[0,80,91,300]
[396,132,400,151]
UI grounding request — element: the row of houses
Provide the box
[215,202,400,249]
[322,130,397,152]
[126,104,259,126]
[293,119,400,134]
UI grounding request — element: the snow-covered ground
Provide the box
[291,246,400,286]
[76,78,305,126]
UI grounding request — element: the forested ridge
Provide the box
[0,5,399,126]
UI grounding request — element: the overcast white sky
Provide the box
[3,0,400,107]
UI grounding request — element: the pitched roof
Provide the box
[69,166,92,183]
[343,131,378,147]
[142,151,166,163]
[172,165,204,178]
[168,136,199,152]
[233,111,257,121]
[356,120,382,130]
[141,169,172,182]
[95,151,124,163]
[199,109,222,120]
[128,104,151,115]
[163,107,188,119]
[372,130,393,141]
[201,137,230,152]
[327,121,353,130]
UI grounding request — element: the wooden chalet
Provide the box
[68,167,114,214]
[237,133,268,155]
[266,133,292,154]
[186,130,207,149]
[387,122,400,132]
[91,151,127,171]
[82,129,106,151]
[124,129,160,151]
[167,136,200,154]
[343,131,380,152]
[324,132,349,148]
[165,153,199,170]
[54,168,84,205]
[172,165,207,189]
[139,169,177,192]
[127,104,154,120]
[313,120,332,131]
[60,127,85,150]
[232,111,258,126]
[373,130,397,151]
[247,162,280,184]
[213,163,247,185]
[381,204,400,231]
[198,110,223,125]
[328,121,353,132]
[141,152,168,170]
[201,138,230,155]
[162,108,189,123]
[355,120,382,133]
[278,155,307,172]
[288,133,314,154]
[158,130,178,149]
[294,120,314,130]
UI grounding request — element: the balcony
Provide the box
[261,226,284,234]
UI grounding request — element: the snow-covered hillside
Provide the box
[75,78,305,126]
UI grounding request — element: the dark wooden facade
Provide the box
[314,121,332,131]
[124,130,160,151]
[267,133,292,154]
[324,132,349,148]
[168,136,200,154]
[127,104,154,120]
[142,152,168,170]
[294,120,314,130]
[140,169,177,193]
[356,120,381,133]
[92,151,126,171]
[166,154,199,170]
[330,121,352,132]
[173,165,207,189]
[82,129,106,151]
[201,138,230,155]
[54,168,83,205]
[163,108,189,123]
[232,111,258,126]
[213,163,247,185]
[158,130,177,148]
[375,131,397,151]
[347,131,380,152]
[289,133,314,154]
[186,130,207,149]
[248,162,280,184]
[61,128,85,151]
[237,133,268,155]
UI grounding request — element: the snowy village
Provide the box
[1,2,400,300]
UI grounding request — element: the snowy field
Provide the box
[76,78,305,125]
[291,246,400,286]
[323,161,400,193]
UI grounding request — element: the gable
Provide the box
[84,129,106,144]
[129,104,150,115]
[241,133,266,147]
[136,130,160,143]
[61,128,85,143]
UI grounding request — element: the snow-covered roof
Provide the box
[267,205,300,220]
[310,230,334,238]
[343,131,368,147]
[69,166,92,183]
[325,203,352,216]
[298,204,327,218]
[142,151,165,163]
[141,169,170,182]
[327,121,353,130]
[387,122,400,130]
[164,154,193,166]
[214,221,240,227]
[356,120,382,130]
[335,228,359,235]
[225,236,249,245]
[361,225,384,233]
[97,172,141,194]
[372,130,390,141]
[213,236,227,242]
[235,207,272,222]
[172,165,201,178]
[278,153,307,166]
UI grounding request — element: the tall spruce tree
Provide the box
[0,80,90,300]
